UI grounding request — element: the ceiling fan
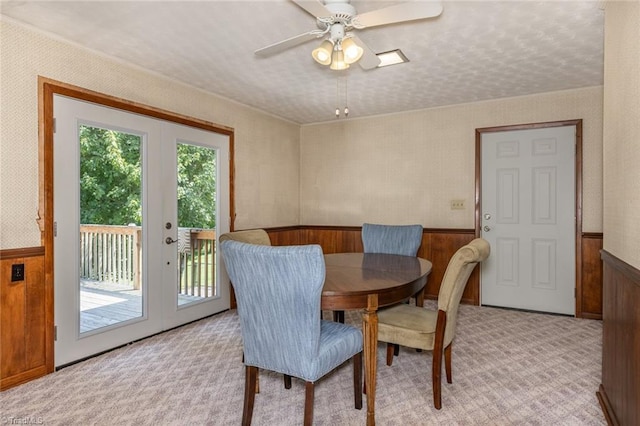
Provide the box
[255,0,443,70]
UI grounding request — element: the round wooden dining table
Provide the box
[322,253,433,426]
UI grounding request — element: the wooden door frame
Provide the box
[474,119,583,316]
[38,77,235,369]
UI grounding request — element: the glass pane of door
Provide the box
[175,142,217,306]
[79,125,143,333]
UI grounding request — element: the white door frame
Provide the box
[475,119,583,316]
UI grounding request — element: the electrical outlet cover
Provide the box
[11,263,25,282]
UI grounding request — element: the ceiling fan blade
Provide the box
[351,35,381,70]
[255,31,321,57]
[291,0,332,18]
[353,1,443,28]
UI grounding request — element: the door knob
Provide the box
[483,213,491,220]
[165,237,178,244]
[483,226,491,232]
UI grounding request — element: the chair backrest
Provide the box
[437,238,490,345]
[220,240,325,379]
[361,223,423,256]
[219,229,271,246]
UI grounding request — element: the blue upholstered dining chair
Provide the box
[220,240,363,426]
[333,223,424,323]
[219,229,271,393]
[361,222,423,256]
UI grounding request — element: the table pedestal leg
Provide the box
[362,294,378,426]
[416,287,425,307]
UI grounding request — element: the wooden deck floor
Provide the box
[80,281,205,333]
[80,284,142,333]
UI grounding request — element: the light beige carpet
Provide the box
[0,302,605,425]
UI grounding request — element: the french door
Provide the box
[53,95,230,366]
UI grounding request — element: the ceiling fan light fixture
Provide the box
[329,49,349,70]
[341,37,363,64]
[312,39,334,65]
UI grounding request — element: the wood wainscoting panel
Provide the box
[269,226,363,253]
[598,250,640,426]
[0,247,51,391]
[581,233,603,319]
[420,231,478,304]
[266,226,301,247]
[298,226,363,254]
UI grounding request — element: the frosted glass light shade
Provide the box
[329,50,349,70]
[341,37,363,64]
[312,40,334,65]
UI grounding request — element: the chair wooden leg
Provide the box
[432,349,442,410]
[394,344,400,356]
[333,310,345,323]
[386,343,395,366]
[242,352,260,393]
[444,343,452,384]
[304,381,315,426]
[242,366,257,426]
[432,310,447,410]
[353,352,363,409]
[284,374,292,389]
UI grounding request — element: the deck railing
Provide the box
[178,229,217,298]
[80,224,141,288]
[80,225,216,297]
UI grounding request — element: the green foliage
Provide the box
[80,126,142,225]
[177,144,216,228]
[80,125,217,228]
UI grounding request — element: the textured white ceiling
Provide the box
[1,0,604,124]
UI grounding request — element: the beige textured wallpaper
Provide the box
[602,2,640,267]
[0,20,300,250]
[301,86,603,230]
[1,18,609,251]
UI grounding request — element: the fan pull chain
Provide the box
[336,77,340,118]
[335,76,349,119]
[344,77,349,117]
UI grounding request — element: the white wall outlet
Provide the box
[450,199,465,210]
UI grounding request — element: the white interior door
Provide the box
[54,95,229,366]
[480,125,576,315]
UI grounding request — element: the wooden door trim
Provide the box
[38,77,235,370]
[475,119,583,315]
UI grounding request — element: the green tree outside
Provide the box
[177,143,216,229]
[80,126,142,225]
[80,125,216,228]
